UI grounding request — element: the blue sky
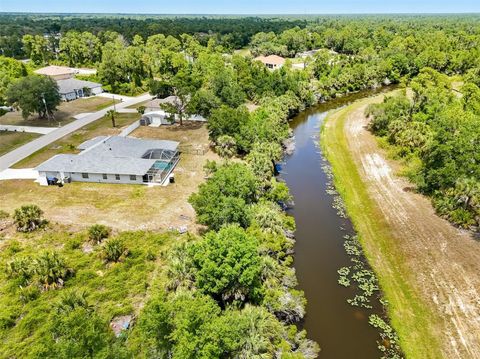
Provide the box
[1,0,479,14]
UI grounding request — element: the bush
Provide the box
[32,251,73,290]
[102,238,128,262]
[13,204,46,232]
[88,224,111,244]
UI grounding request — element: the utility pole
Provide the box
[41,93,50,120]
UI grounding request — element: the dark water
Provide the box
[280,88,394,358]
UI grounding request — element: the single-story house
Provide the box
[140,111,172,127]
[144,96,179,113]
[57,78,103,101]
[34,65,76,80]
[36,136,180,186]
[254,55,286,70]
[140,110,206,127]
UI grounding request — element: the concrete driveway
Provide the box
[0,93,152,171]
[0,168,38,180]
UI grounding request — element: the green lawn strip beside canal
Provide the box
[320,97,443,359]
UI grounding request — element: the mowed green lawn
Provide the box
[0,131,41,156]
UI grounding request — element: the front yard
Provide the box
[12,112,140,168]
[0,132,41,156]
[0,96,119,127]
[1,122,218,233]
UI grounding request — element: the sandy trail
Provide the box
[344,101,480,358]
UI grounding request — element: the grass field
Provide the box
[321,97,443,358]
[12,112,139,169]
[0,96,119,128]
[0,132,41,156]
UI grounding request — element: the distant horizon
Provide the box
[1,0,480,15]
[1,12,480,16]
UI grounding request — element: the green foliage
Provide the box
[22,34,50,65]
[189,162,259,230]
[102,238,128,263]
[33,251,73,290]
[193,225,263,305]
[59,31,102,66]
[0,56,28,105]
[214,134,237,158]
[207,105,249,143]
[6,75,60,119]
[13,204,46,232]
[367,71,480,229]
[88,224,111,244]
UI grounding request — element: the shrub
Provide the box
[32,251,73,290]
[13,204,46,232]
[102,238,128,262]
[88,224,111,244]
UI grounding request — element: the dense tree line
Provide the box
[0,14,309,57]
[367,68,480,230]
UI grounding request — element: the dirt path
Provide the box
[344,98,480,358]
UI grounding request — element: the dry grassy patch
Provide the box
[0,131,41,156]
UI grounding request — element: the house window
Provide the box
[82,173,89,179]
[130,175,136,181]
[102,174,108,180]
[115,174,120,180]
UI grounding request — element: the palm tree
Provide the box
[106,109,117,127]
[33,251,73,290]
[102,238,128,262]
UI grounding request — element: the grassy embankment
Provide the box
[321,97,443,358]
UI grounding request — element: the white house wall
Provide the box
[39,171,146,185]
[91,87,103,95]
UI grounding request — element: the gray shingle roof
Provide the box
[36,154,156,175]
[77,136,109,150]
[56,78,102,95]
[36,136,180,175]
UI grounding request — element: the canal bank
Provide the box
[280,88,396,359]
[316,92,443,358]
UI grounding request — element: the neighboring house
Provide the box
[254,55,286,70]
[56,78,103,101]
[140,110,206,127]
[292,63,306,70]
[36,136,180,186]
[144,96,178,113]
[141,96,206,126]
[34,65,76,80]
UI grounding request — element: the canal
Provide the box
[280,88,393,358]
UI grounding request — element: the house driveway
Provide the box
[0,168,38,180]
[0,93,152,171]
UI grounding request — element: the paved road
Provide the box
[0,125,57,134]
[0,93,152,171]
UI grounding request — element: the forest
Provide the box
[0,13,479,357]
